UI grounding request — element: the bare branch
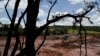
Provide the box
[83,17,93,24]
[46,0,57,22]
[36,26,49,53]
[17,8,27,27]
[48,14,72,24]
[81,6,94,16]
[5,0,11,21]
[21,12,26,25]
[3,0,21,56]
[37,5,94,36]
[35,0,57,53]
[11,7,27,56]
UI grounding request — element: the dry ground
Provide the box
[0,35,100,56]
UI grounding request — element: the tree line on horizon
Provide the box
[0,23,100,36]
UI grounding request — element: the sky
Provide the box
[0,0,100,28]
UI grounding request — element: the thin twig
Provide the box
[5,0,11,21]
[79,18,82,56]
[11,7,27,56]
[35,0,57,53]
[36,26,49,54]
[21,12,26,25]
[46,0,57,22]
[81,25,87,56]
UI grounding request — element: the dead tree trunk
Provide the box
[3,0,20,56]
[24,0,40,56]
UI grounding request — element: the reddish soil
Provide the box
[0,35,100,56]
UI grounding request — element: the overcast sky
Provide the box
[0,0,100,27]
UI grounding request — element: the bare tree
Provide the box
[3,0,21,56]
[2,0,99,56]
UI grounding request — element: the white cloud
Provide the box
[0,17,10,24]
[48,12,74,26]
[68,0,83,4]
[0,17,26,28]
[78,14,100,26]
[76,8,85,14]
[55,17,74,26]
[51,12,68,15]
[48,11,100,26]
[48,17,74,26]
[38,9,45,17]
[91,8,100,15]
[36,19,46,27]
[68,0,96,4]
[85,0,96,2]
[0,0,7,9]
[49,12,68,21]
[0,17,20,24]
[19,0,27,9]
[8,0,27,9]
[37,13,100,26]
[55,12,68,15]
[37,12,69,27]
[90,14,100,26]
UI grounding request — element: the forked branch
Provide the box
[5,0,11,21]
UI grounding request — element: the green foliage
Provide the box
[46,26,100,35]
[0,24,100,36]
[48,26,68,35]
[0,24,24,36]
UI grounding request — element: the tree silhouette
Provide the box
[2,0,99,56]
